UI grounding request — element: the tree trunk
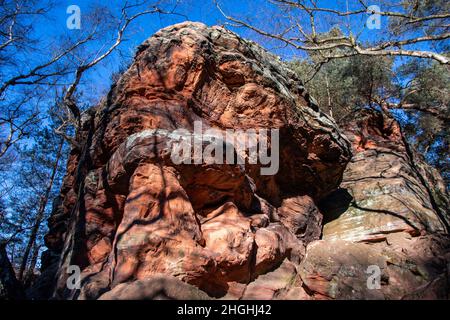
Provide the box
[18,138,64,281]
[0,242,25,300]
[24,243,40,288]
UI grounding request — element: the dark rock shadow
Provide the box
[318,188,353,224]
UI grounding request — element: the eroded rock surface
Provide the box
[32,22,449,300]
[34,22,350,300]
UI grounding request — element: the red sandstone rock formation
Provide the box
[31,22,450,300]
[302,109,450,299]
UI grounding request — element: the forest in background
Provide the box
[0,0,448,290]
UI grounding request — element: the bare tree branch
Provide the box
[215,0,450,65]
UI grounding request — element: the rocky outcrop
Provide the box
[300,109,450,299]
[32,22,450,300]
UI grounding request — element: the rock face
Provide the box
[1,242,25,300]
[34,22,350,300]
[33,22,450,300]
[302,109,450,299]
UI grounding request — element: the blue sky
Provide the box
[30,0,387,99]
[30,0,257,98]
[5,0,442,120]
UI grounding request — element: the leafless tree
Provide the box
[0,0,182,154]
[0,96,39,159]
[0,1,183,296]
[216,0,449,64]
[53,1,183,147]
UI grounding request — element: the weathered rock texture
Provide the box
[304,109,450,299]
[322,109,449,242]
[32,22,450,300]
